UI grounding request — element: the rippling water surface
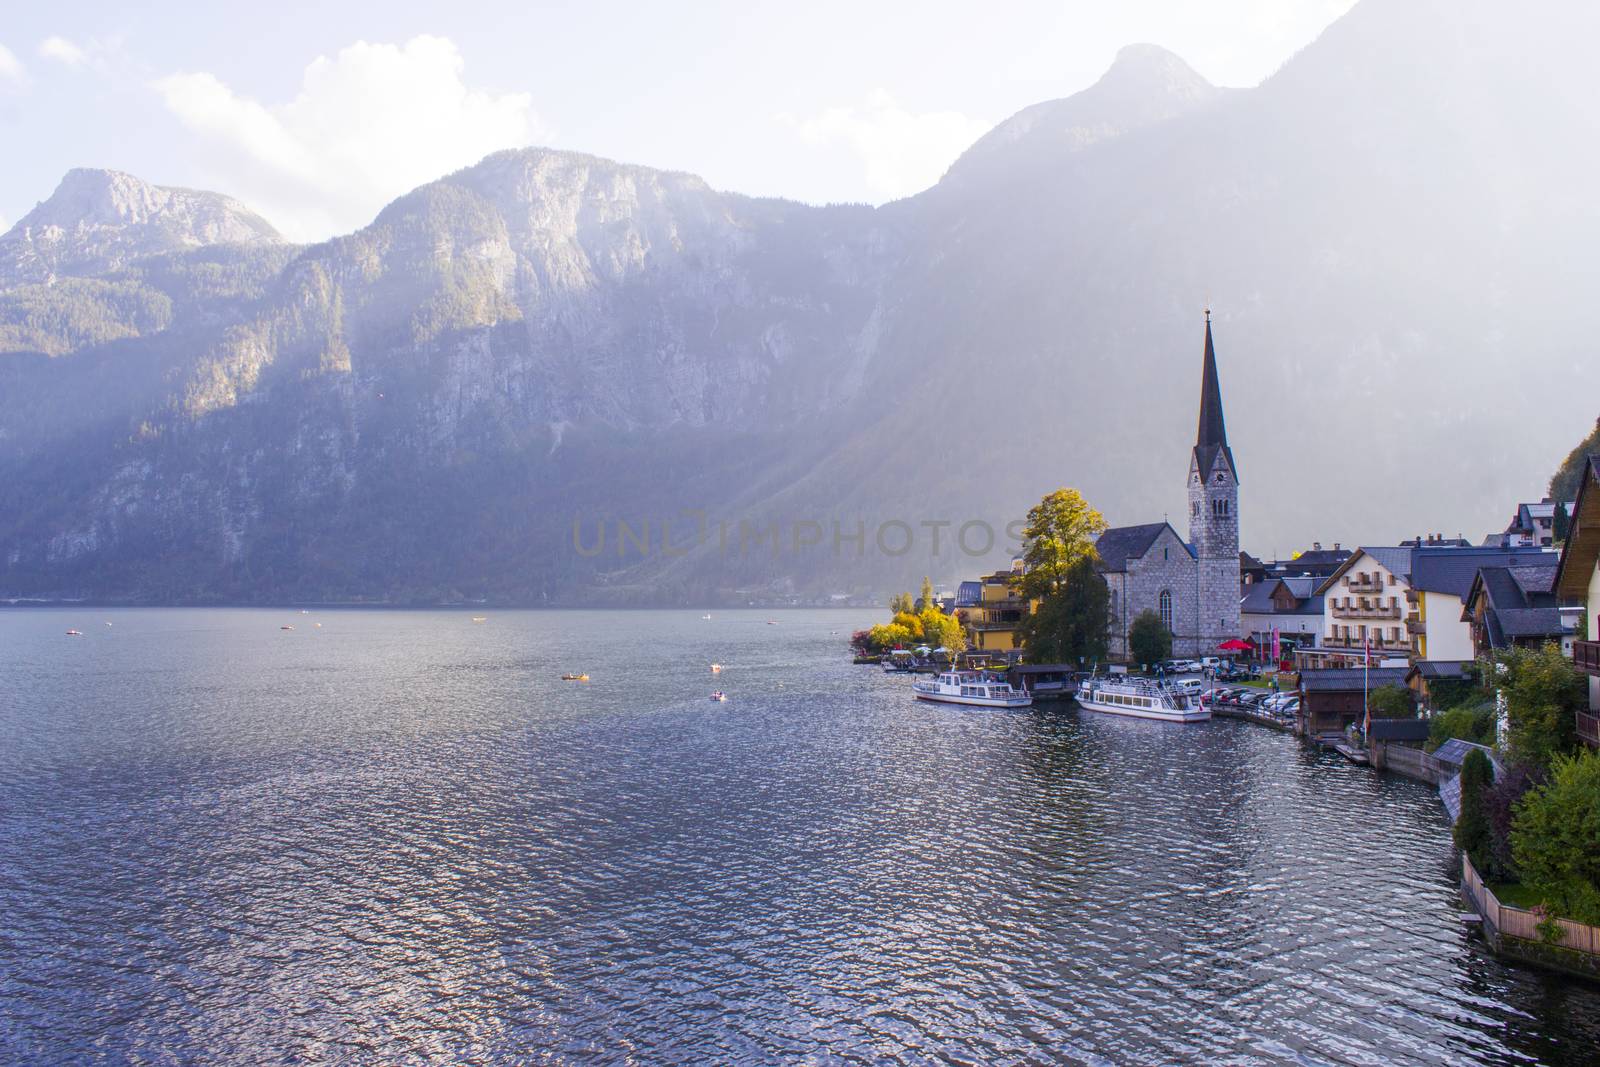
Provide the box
[3,607,1598,1064]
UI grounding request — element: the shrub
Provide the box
[1511,747,1600,926]
[1427,702,1496,752]
[1499,644,1584,773]
[1128,610,1172,668]
[1454,749,1494,874]
[1368,684,1414,718]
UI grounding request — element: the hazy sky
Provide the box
[0,1,1356,242]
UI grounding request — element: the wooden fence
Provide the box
[1463,854,1600,956]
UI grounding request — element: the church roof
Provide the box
[1094,522,1192,573]
[1193,313,1236,479]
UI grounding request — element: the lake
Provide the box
[2,607,1597,1064]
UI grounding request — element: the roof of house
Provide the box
[1556,455,1600,599]
[955,581,982,607]
[1368,718,1431,742]
[1406,659,1473,680]
[1094,522,1192,573]
[1290,547,1353,568]
[1282,576,1319,598]
[1409,546,1556,599]
[1240,577,1324,616]
[1313,546,1415,595]
[1495,607,1571,638]
[1433,738,1501,770]
[1463,560,1572,647]
[1299,667,1410,692]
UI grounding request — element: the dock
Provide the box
[1209,706,1291,732]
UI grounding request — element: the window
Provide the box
[1159,590,1173,631]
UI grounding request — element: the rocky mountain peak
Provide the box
[0,168,284,289]
[940,43,1221,187]
[1095,43,1216,103]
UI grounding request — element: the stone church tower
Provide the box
[1186,311,1242,652]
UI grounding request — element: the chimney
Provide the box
[1333,542,1341,551]
[1313,541,1322,551]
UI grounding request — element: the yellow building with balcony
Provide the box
[963,564,1036,654]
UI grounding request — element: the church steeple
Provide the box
[1192,310,1236,481]
[1186,308,1241,652]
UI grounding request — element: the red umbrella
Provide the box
[1217,638,1254,651]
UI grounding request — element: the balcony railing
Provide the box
[1332,604,1402,619]
[1322,635,1410,651]
[1405,615,1425,635]
[1574,640,1600,676]
[1345,575,1386,593]
[1578,709,1600,749]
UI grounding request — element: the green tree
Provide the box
[1128,610,1173,668]
[889,592,914,615]
[1015,488,1109,602]
[1455,748,1494,875]
[919,576,936,612]
[1367,684,1415,719]
[1499,644,1584,772]
[1553,501,1571,544]
[867,623,913,652]
[919,608,966,653]
[1511,747,1600,925]
[1427,702,1497,752]
[1020,557,1109,664]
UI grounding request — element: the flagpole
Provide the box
[1362,633,1370,738]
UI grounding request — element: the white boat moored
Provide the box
[1075,676,1209,722]
[912,670,1033,708]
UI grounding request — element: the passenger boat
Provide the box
[912,670,1033,708]
[1074,676,1209,723]
[710,691,728,702]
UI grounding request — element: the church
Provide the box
[1097,314,1242,659]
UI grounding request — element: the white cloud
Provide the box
[38,36,88,68]
[787,90,990,202]
[0,42,26,86]
[153,35,546,242]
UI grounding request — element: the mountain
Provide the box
[4,0,1599,605]
[0,168,283,288]
[942,43,1226,188]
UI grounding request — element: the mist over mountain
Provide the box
[3,0,1597,604]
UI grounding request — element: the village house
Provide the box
[1296,666,1410,737]
[1239,576,1323,660]
[1552,455,1600,749]
[1406,544,1556,663]
[1501,501,1571,548]
[1303,547,1414,669]
[1460,558,1576,658]
[964,563,1032,656]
